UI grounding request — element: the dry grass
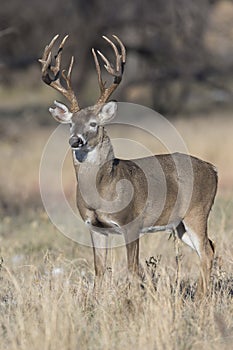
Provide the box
[0,214,233,350]
[0,100,233,349]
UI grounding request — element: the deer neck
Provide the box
[72,127,115,168]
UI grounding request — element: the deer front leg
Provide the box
[125,239,140,275]
[125,238,141,292]
[124,230,140,288]
[90,230,108,292]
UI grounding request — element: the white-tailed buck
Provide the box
[39,35,217,294]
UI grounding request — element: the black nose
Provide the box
[69,136,85,148]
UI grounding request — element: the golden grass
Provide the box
[0,107,233,349]
[0,207,233,350]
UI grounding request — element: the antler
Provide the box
[38,35,80,113]
[92,35,126,105]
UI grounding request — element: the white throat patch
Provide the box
[85,148,98,163]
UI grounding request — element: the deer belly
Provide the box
[140,220,180,234]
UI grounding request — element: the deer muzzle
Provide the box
[69,135,86,148]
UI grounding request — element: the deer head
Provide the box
[39,35,126,161]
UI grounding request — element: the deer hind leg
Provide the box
[176,219,214,296]
[198,238,215,296]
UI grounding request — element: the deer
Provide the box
[39,34,217,295]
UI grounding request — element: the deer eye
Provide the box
[90,121,97,128]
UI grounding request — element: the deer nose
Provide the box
[69,136,85,148]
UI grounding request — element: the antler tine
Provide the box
[67,56,74,80]
[96,50,116,76]
[39,34,59,81]
[47,34,60,52]
[112,35,126,63]
[51,35,69,76]
[92,48,105,94]
[102,35,121,71]
[92,35,126,105]
[39,34,80,113]
[39,34,59,63]
[62,55,74,89]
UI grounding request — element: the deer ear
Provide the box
[98,101,117,124]
[49,100,73,124]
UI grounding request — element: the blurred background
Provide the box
[1,0,233,113]
[0,0,233,243]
